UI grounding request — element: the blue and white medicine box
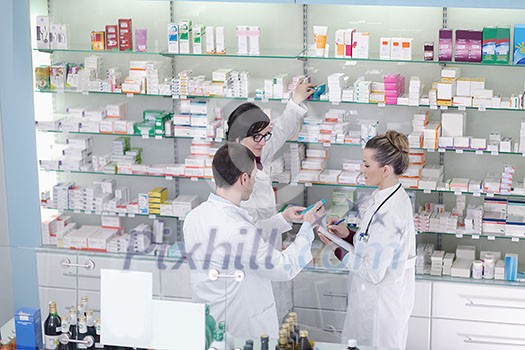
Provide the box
[513,24,525,64]
[14,307,43,349]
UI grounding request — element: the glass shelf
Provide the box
[41,168,214,182]
[160,48,302,59]
[303,264,525,288]
[417,231,521,241]
[34,48,164,56]
[37,129,198,140]
[41,205,182,220]
[36,88,170,98]
[36,246,185,263]
[286,140,525,157]
[299,48,525,68]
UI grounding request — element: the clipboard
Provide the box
[318,225,354,252]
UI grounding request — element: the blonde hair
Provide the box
[365,130,409,175]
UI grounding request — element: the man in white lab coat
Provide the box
[183,142,324,339]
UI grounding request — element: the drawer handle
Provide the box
[323,292,347,298]
[462,334,525,347]
[322,325,342,333]
[208,269,244,282]
[59,334,94,347]
[61,258,95,270]
[464,298,525,310]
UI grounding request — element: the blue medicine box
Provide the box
[14,307,43,349]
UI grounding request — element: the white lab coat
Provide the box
[239,99,308,322]
[340,184,416,350]
[183,193,314,339]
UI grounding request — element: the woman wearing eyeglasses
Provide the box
[319,130,416,350]
[225,82,315,321]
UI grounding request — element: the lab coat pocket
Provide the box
[249,302,279,338]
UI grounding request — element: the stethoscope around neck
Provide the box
[358,183,402,242]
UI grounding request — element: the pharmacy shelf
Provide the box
[286,140,525,157]
[36,246,185,263]
[41,205,182,220]
[297,0,525,9]
[34,48,164,56]
[40,168,214,182]
[36,129,201,141]
[160,48,302,59]
[417,231,522,242]
[34,89,525,113]
[273,180,525,198]
[36,88,171,98]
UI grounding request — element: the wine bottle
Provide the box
[260,335,269,350]
[68,307,78,350]
[44,301,62,350]
[77,315,88,350]
[95,318,104,349]
[288,312,299,334]
[285,318,299,349]
[298,330,313,350]
[86,310,96,338]
[58,315,70,350]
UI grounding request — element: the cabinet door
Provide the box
[293,272,348,311]
[160,263,192,299]
[74,255,161,296]
[294,307,345,341]
[432,318,525,350]
[407,317,430,350]
[37,251,78,289]
[433,282,525,324]
[413,280,432,317]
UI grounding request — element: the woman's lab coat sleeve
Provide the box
[342,215,407,285]
[261,100,307,164]
[236,220,314,281]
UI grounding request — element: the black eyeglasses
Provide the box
[252,132,272,143]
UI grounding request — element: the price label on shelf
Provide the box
[172,95,179,99]
[155,135,162,140]
[64,170,71,174]
[128,213,135,218]
[127,93,134,98]
[142,134,149,139]
[165,176,173,181]
[191,177,198,182]
[427,148,435,153]
[262,97,269,103]
[282,99,288,104]
[74,210,81,214]
[440,106,448,110]
[423,189,431,194]
[119,213,126,217]
[215,138,223,143]
[305,182,313,187]
[522,153,525,157]
[63,131,70,135]
[488,235,496,241]
[290,182,298,187]
[487,193,495,197]
[455,233,463,238]
[512,237,520,243]
[473,192,481,197]
[459,106,466,111]
[430,105,438,110]
[82,91,89,96]
[478,105,486,112]
[149,215,156,219]
[95,211,102,215]
[454,191,462,196]
[85,211,92,215]
[490,151,499,156]
[323,142,331,148]
[476,150,483,155]
[247,97,255,103]
[377,103,386,108]
[438,148,446,153]
[455,149,464,154]
[181,96,187,100]
[472,234,480,240]
[332,101,340,106]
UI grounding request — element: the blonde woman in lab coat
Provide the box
[319,130,416,350]
[226,82,314,321]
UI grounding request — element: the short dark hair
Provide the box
[212,143,256,188]
[226,103,270,142]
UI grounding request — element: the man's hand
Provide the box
[303,201,325,227]
[282,206,306,223]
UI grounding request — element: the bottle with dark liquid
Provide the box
[68,307,78,350]
[298,330,313,350]
[57,315,70,350]
[44,301,62,350]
